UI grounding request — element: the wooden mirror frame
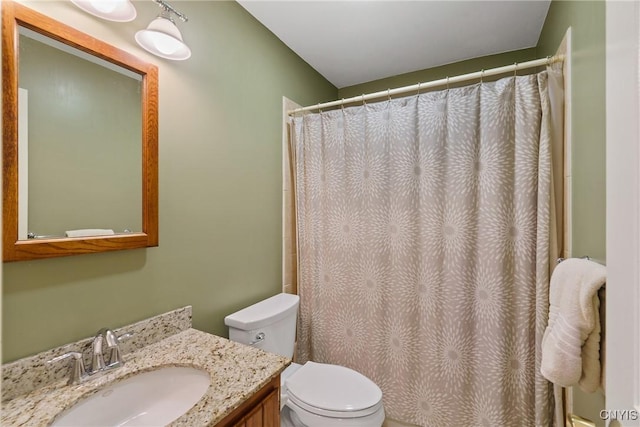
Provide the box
[2,1,158,262]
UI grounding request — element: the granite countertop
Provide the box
[1,329,290,426]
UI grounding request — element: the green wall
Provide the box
[2,1,336,362]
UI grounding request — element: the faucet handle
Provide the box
[117,332,133,343]
[105,330,133,367]
[47,352,87,385]
[102,329,118,347]
[91,334,106,373]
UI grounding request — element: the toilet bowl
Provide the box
[281,362,384,427]
[224,293,385,427]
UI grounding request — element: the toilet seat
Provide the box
[285,361,383,418]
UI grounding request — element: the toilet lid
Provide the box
[285,362,382,416]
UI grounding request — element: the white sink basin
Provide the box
[51,366,210,427]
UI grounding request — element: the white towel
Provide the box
[541,258,606,393]
[65,229,115,238]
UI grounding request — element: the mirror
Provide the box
[2,1,158,261]
[18,28,143,241]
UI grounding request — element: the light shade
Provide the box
[135,17,191,61]
[70,0,137,22]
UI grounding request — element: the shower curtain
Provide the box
[291,72,558,426]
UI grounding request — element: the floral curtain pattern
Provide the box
[291,73,554,426]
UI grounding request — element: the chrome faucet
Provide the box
[91,328,132,372]
[47,328,132,385]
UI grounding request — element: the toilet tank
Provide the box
[224,293,299,358]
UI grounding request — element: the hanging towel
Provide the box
[541,258,606,393]
[65,229,115,238]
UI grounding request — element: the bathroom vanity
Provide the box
[1,307,288,426]
[218,375,280,427]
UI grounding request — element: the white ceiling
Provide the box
[237,1,551,88]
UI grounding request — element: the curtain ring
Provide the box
[341,98,345,112]
[514,62,518,77]
[417,82,422,95]
[480,69,484,83]
[446,76,450,90]
[361,94,366,105]
[546,55,555,69]
[387,88,391,102]
[317,102,322,113]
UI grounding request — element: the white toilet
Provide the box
[224,293,385,427]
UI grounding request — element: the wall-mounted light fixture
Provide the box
[70,0,137,22]
[71,0,191,61]
[135,0,191,61]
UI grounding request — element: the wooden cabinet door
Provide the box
[242,403,263,427]
[261,389,279,427]
[234,389,278,427]
[223,375,280,427]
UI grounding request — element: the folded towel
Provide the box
[65,229,115,238]
[541,258,606,392]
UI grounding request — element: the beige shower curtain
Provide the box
[291,72,557,426]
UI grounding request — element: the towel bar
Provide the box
[557,256,606,266]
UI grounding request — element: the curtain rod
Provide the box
[288,55,563,115]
